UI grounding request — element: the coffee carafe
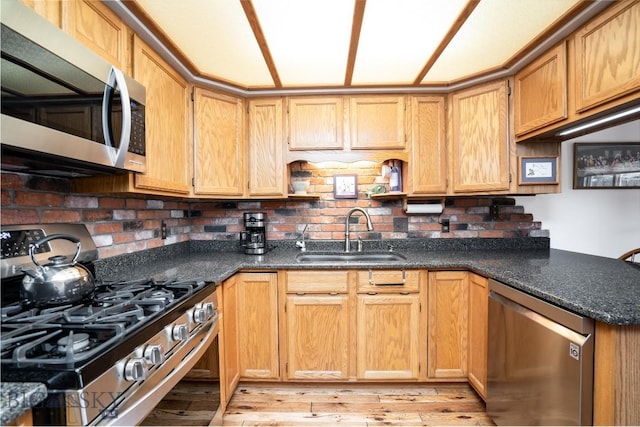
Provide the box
[239,212,267,255]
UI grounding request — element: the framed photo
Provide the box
[574,143,640,189]
[334,174,358,199]
[518,156,558,185]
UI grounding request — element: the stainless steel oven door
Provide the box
[58,290,219,426]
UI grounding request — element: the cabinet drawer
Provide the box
[286,270,349,293]
[356,270,419,293]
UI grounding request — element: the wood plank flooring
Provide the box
[140,380,221,426]
[223,382,494,426]
[141,381,494,426]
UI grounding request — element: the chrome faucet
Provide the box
[344,208,374,252]
[295,224,308,251]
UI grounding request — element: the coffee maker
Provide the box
[240,212,267,254]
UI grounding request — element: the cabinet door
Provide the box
[247,98,286,197]
[409,96,447,194]
[514,42,568,136]
[64,0,129,71]
[574,0,640,112]
[450,80,509,193]
[20,0,61,28]
[427,271,468,379]
[356,293,420,380]
[287,97,344,150]
[220,277,240,407]
[349,96,406,150]
[285,294,350,380]
[236,272,279,379]
[468,273,488,399]
[194,89,244,196]
[133,36,191,195]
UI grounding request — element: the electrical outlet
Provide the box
[393,217,408,232]
[441,219,450,233]
[161,221,167,240]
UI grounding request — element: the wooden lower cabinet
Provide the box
[236,272,280,379]
[219,277,240,408]
[285,294,350,380]
[467,273,488,398]
[356,293,421,380]
[283,270,350,380]
[427,271,469,380]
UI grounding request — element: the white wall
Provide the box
[516,120,640,259]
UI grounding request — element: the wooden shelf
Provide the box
[369,191,406,200]
[288,193,321,200]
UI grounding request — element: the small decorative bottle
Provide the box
[389,160,402,192]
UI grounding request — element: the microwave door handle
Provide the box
[102,66,132,168]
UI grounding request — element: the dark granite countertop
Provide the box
[96,239,640,325]
[0,382,47,425]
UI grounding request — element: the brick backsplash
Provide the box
[1,166,547,259]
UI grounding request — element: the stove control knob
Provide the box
[172,323,188,341]
[143,344,165,365]
[203,302,216,318]
[193,302,215,323]
[123,358,147,382]
[193,307,207,324]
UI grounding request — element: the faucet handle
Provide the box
[357,237,363,252]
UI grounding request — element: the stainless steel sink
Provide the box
[295,251,407,263]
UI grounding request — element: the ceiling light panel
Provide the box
[352,0,468,86]
[252,0,354,87]
[422,0,581,83]
[135,0,274,87]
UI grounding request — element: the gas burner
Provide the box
[57,332,90,354]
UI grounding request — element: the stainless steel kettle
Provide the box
[21,234,95,307]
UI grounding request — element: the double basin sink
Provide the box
[296,251,407,263]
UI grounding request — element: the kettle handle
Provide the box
[29,234,82,268]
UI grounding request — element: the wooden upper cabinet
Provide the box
[409,96,447,194]
[247,98,287,197]
[193,89,244,196]
[287,97,344,150]
[132,35,191,195]
[514,42,568,136]
[574,0,640,113]
[450,80,509,193]
[20,0,62,28]
[64,0,129,71]
[349,96,407,150]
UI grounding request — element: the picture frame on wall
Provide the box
[334,174,358,199]
[518,156,559,185]
[573,142,640,189]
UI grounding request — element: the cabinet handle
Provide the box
[369,269,405,286]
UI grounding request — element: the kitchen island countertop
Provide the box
[96,244,640,325]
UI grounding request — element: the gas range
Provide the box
[0,224,218,425]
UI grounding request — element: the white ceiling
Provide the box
[120,0,604,94]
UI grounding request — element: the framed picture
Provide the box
[518,156,558,185]
[334,174,358,199]
[574,143,640,189]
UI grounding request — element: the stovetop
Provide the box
[0,277,210,388]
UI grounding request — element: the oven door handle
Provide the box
[92,316,219,426]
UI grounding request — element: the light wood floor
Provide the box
[223,382,494,426]
[142,380,494,426]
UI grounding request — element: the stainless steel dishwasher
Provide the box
[487,279,594,426]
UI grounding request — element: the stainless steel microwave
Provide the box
[0,0,146,176]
